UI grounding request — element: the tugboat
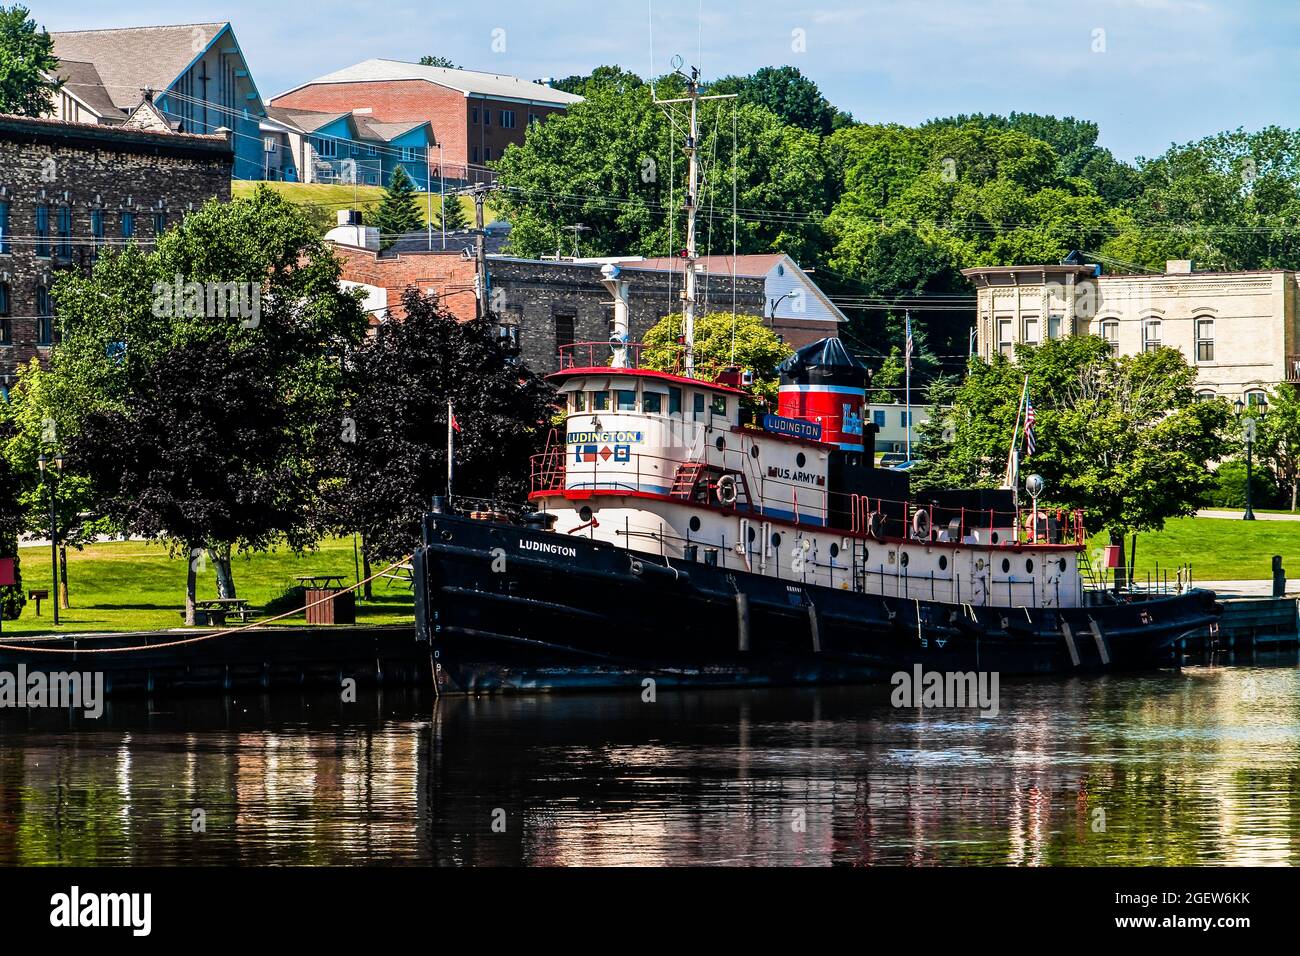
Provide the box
[412,335,1219,693]
[410,65,1218,693]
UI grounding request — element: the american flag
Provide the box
[1023,387,1037,457]
[904,312,914,370]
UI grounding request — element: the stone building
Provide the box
[0,115,233,378]
[963,259,1300,403]
[329,237,768,374]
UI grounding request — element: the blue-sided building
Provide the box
[46,22,267,180]
[261,107,436,189]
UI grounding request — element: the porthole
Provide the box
[1026,559,1034,573]
[1059,558,1067,573]
[750,445,760,459]
[829,543,840,558]
[900,551,910,567]
[689,516,701,532]
[1001,558,1010,573]
[991,532,1000,544]
[715,436,726,451]
[938,555,948,571]
[771,533,782,548]
[796,452,807,468]
[747,526,756,542]
[862,547,869,562]
[579,506,593,522]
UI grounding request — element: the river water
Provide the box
[2,653,1298,866]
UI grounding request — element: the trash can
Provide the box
[305,588,356,625]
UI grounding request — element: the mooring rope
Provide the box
[0,554,414,655]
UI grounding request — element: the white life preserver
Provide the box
[911,509,931,540]
[717,474,739,506]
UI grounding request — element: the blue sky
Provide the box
[33,0,1300,161]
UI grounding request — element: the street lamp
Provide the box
[1234,395,1267,521]
[37,451,63,624]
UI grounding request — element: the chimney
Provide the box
[1166,259,1194,274]
[338,209,363,227]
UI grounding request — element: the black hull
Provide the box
[416,513,1222,694]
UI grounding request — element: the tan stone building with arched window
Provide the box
[963,260,1300,405]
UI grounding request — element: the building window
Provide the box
[1022,315,1039,345]
[528,113,539,127]
[472,145,481,163]
[366,144,377,156]
[90,208,104,246]
[554,311,575,356]
[121,211,135,239]
[996,317,1012,356]
[1048,314,1063,340]
[0,200,9,255]
[154,211,168,237]
[483,147,492,161]
[1195,317,1214,363]
[1246,389,1268,408]
[36,286,53,346]
[402,146,422,163]
[264,137,278,153]
[35,204,49,257]
[873,409,886,427]
[471,107,479,124]
[1101,319,1119,352]
[900,410,911,427]
[483,109,490,127]
[315,137,337,158]
[501,109,515,128]
[55,206,72,259]
[0,281,9,346]
[1194,389,1216,402]
[1142,318,1162,352]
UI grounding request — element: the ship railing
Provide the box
[556,341,646,370]
[846,494,1086,548]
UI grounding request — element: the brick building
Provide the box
[328,239,767,374]
[270,59,582,185]
[0,115,233,378]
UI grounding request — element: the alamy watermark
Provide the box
[891,665,1000,717]
[0,666,104,718]
[151,274,261,328]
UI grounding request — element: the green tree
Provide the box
[0,414,24,620]
[1258,384,1300,510]
[52,187,368,623]
[913,337,1228,584]
[370,165,424,251]
[419,55,459,68]
[492,75,835,263]
[709,65,846,135]
[641,311,791,404]
[0,5,60,117]
[438,191,470,232]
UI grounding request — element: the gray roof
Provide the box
[264,105,350,134]
[281,58,583,107]
[53,59,124,119]
[264,106,432,144]
[51,22,227,112]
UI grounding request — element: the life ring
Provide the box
[911,509,931,540]
[716,474,738,506]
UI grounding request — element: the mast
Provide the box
[655,61,735,378]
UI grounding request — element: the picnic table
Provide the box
[294,574,346,590]
[193,597,256,627]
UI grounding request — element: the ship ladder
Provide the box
[670,461,707,500]
[1077,547,1104,592]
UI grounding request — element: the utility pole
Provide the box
[655,61,735,377]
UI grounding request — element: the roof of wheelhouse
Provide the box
[546,367,750,398]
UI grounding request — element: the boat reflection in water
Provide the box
[1,655,1298,866]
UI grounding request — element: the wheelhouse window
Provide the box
[616,389,637,411]
[668,387,682,414]
[1142,319,1162,352]
[693,392,706,419]
[643,391,663,414]
[1195,317,1214,363]
[569,391,588,413]
[1101,319,1119,352]
[591,391,610,411]
[711,395,727,418]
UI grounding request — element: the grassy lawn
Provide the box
[232,181,491,228]
[1089,516,1300,582]
[5,537,413,637]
